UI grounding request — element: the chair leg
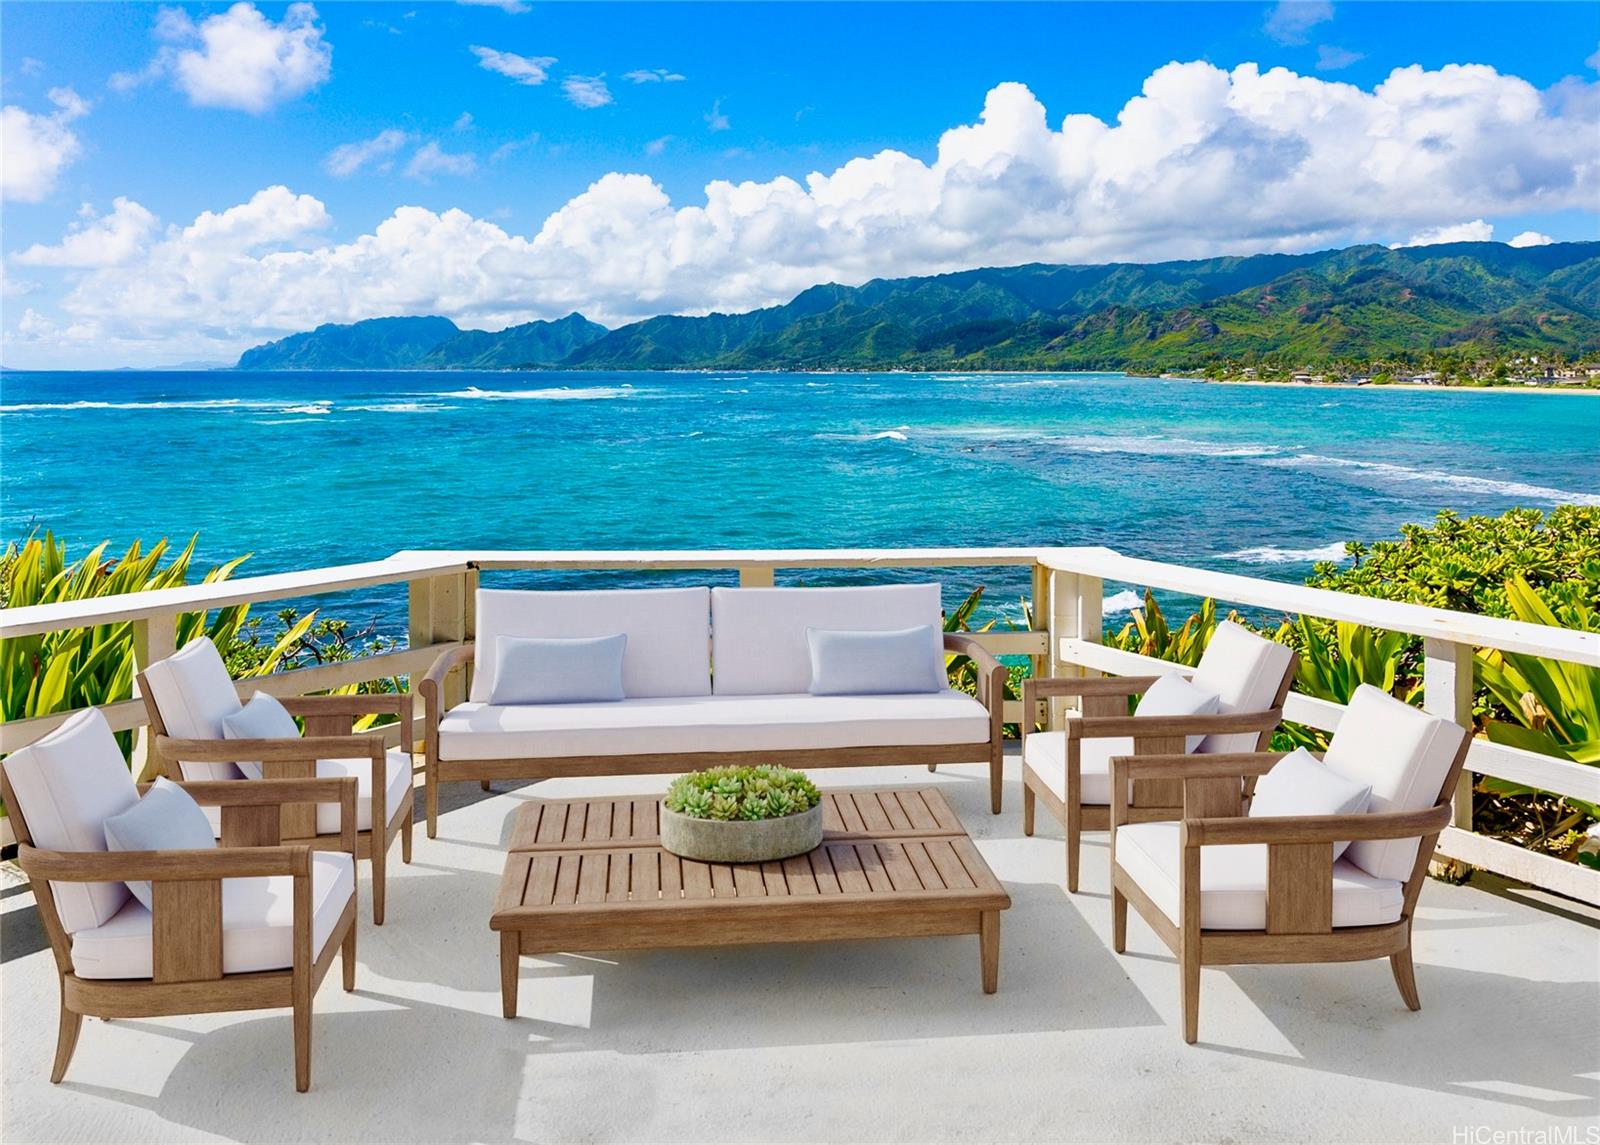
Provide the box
[292,984,312,1092]
[426,774,439,840]
[400,800,414,864]
[927,763,937,773]
[1112,886,1128,954]
[989,750,1002,815]
[1022,784,1035,836]
[49,985,82,1084]
[370,831,387,926]
[342,918,357,992]
[1065,803,1082,893]
[481,779,492,792]
[1390,943,1421,1011]
[1180,942,1201,1044]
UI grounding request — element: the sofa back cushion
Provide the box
[1190,620,1295,754]
[2,709,138,932]
[472,587,710,701]
[1324,684,1466,881]
[141,637,245,780]
[712,584,944,696]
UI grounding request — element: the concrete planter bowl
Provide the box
[659,803,824,864]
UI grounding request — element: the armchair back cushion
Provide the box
[222,691,302,779]
[472,587,710,702]
[713,584,944,696]
[103,776,218,909]
[1323,684,1467,880]
[1249,748,1373,861]
[1133,672,1221,752]
[2,709,138,932]
[141,637,245,780]
[1190,621,1295,754]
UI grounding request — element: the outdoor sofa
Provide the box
[420,583,1007,837]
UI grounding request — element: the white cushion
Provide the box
[1023,730,1134,806]
[713,584,944,696]
[312,749,413,834]
[437,691,990,761]
[807,625,944,696]
[2,709,138,933]
[141,637,245,780]
[1322,684,1465,881]
[1250,747,1372,862]
[471,588,709,702]
[222,691,301,779]
[1133,672,1221,752]
[489,634,627,705]
[1190,621,1296,754]
[69,852,354,980]
[103,777,218,910]
[1116,821,1404,931]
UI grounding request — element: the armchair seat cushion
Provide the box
[437,692,990,761]
[1023,731,1135,806]
[1115,821,1403,931]
[313,748,413,834]
[69,852,355,980]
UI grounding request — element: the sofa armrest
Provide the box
[944,633,1006,712]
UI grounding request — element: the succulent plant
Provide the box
[664,765,820,821]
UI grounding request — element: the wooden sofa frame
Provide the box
[419,632,1007,838]
[138,683,414,925]
[1108,735,1472,1043]
[1019,657,1297,893]
[0,766,360,1093]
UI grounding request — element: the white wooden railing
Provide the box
[2,545,1596,903]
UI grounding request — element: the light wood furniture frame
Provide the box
[1020,660,1297,893]
[0,767,360,1093]
[1108,736,1472,1043]
[491,787,1011,1015]
[420,633,1008,839]
[138,683,414,925]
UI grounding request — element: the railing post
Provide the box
[130,613,177,781]
[1424,637,1475,878]
[409,569,476,729]
[1046,567,1103,727]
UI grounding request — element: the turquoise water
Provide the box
[3,370,1597,632]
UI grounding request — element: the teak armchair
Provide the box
[1,709,361,1092]
[1021,621,1297,892]
[138,637,415,924]
[1108,684,1472,1043]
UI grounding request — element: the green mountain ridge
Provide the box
[234,242,1600,372]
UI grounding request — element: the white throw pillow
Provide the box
[490,634,628,705]
[807,625,946,696]
[103,777,219,910]
[1133,672,1222,752]
[1250,747,1374,861]
[222,691,302,780]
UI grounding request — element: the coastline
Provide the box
[1186,377,1600,396]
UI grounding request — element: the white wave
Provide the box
[1222,542,1349,564]
[0,397,262,412]
[1102,589,1145,615]
[435,385,629,401]
[347,401,452,413]
[279,403,332,415]
[1268,453,1600,507]
[815,426,912,443]
[925,427,1283,459]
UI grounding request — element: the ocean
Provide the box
[3,369,1597,634]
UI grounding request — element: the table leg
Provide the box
[980,910,1000,994]
[500,932,520,1018]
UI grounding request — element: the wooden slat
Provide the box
[877,792,913,832]
[633,850,660,903]
[552,854,581,905]
[821,793,847,834]
[876,843,923,892]
[631,799,659,840]
[811,849,842,895]
[151,880,224,984]
[924,840,976,890]
[576,852,609,904]
[760,861,789,896]
[583,802,613,843]
[731,861,765,898]
[710,863,736,898]
[564,803,589,845]
[527,854,560,907]
[903,841,945,891]
[896,790,940,832]
[835,794,868,835]
[829,845,871,894]
[782,854,818,895]
[857,844,893,893]
[853,793,893,834]
[660,853,683,901]
[681,859,715,899]
[923,790,963,833]
[606,849,631,902]
[536,803,568,845]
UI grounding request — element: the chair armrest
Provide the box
[1182,802,1453,847]
[275,693,411,718]
[1067,708,1282,741]
[944,633,1007,711]
[1022,675,1164,703]
[1110,751,1290,782]
[18,842,313,882]
[418,644,474,702]
[155,733,388,763]
[152,777,357,807]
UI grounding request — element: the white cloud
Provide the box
[1316,45,1363,71]
[1392,219,1494,248]
[405,141,477,179]
[624,68,685,84]
[125,2,333,113]
[324,129,411,176]
[454,112,475,131]
[562,75,612,109]
[12,62,1600,366]
[1589,43,1600,72]
[471,46,554,86]
[1508,230,1555,247]
[1264,1,1334,45]
[13,197,158,266]
[490,132,539,163]
[457,0,529,12]
[645,135,672,156]
[0,87,89,202]
[704,99,730,131]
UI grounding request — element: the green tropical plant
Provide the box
[664,766,820,821]
[942,585,1032,734]
[1106,592,1219,666]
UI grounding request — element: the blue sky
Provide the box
[2,1,1597,367]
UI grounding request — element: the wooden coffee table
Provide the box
[491,787,1010,1016]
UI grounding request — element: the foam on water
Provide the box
[1267,453,1600,507]
[1221,542,1350,564]
[1101,589,1145,614]
[435,385,631,401]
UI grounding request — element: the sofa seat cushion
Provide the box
[1116,821,1403,932]
[1023,731,1135,806]
[70,852,354,980]
[437,691,991,761]
[313,749,413,834]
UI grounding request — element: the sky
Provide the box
[1,0,1597,369]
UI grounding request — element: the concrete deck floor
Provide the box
[3,754,1598,1144]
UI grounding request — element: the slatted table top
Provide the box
[492,787,1009,923]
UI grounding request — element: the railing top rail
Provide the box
[423,546,1046,571]
[1036,547,1600,668]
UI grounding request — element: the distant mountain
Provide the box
[233,242,1600,372]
